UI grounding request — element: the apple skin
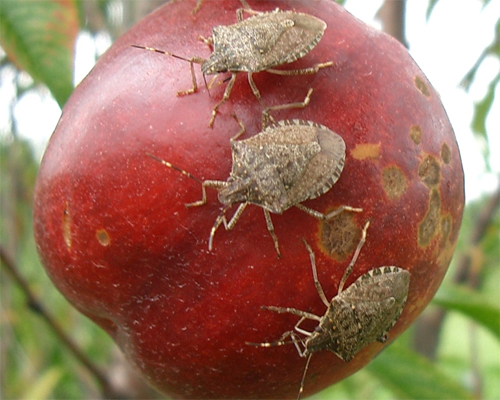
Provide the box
[33,0,464,398]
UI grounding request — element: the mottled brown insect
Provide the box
[247,222,410,399]
[148,90,361,257]
[133,2,332,127]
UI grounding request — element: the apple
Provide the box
[33,0,464,398]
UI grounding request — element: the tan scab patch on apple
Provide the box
[320,212,361,261]
[96,229,110,246]
[382,166,407,200]
[414,76,430,97]
[350,142,381,160]
[440,214,452,244]
[409,125,422,145]
[418,155,440,188]
[441,143,451,164]
[62,203,71,249]
[418,189,441,247]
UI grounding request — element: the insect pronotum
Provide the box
[148,89,361,257]
[246,221,411,399]
[133,1,333,127]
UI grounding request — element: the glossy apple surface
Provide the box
[33,0,464,398]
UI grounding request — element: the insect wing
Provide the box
[344,267,409,342]
[269,120,345,207]
[230,127,318,212]
[257,11,327,68]
[328,266,410,361]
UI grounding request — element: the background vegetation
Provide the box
[1,0,499,399]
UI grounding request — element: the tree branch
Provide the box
[377,0,408,48]
[0,245,115,398]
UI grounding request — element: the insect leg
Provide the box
[263,209,281,257]
[262,88,313,128]
[247,72,263,102]
[209,73,237,127]
[338,221,370,293]
[147,153,212,208]
[230,114,246,140]
[294,203,363,220]
[293,316,313,337]
[131,45,205,96]
[324,205,364,219]
[208,202,248,250]
[302,239,329,307]
[266,61,334,76]
[223,202,248,230]
[262,306,322,322]
[192,0,203,14]
[297,353,313,400]
[177,59,199,96]
[186,179,227,208]
[198,35,214,49]
[236,1,261,21]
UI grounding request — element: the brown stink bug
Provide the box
[132,1,333,127]
[246,221,411,399]
[148,89,361,257]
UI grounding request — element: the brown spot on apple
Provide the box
[440,214,452,244]
[441,143,451,164]
[350,142,381,160]
[382,166,407,200]
[62,203,71,249]
[320,212,361,260]
[414,76,430,97]
[409,125,422,145]
[418,155,440,188]
[96,229,110,246]
[418,189,441,247]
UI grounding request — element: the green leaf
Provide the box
[0,0,79,107]
[367,343,474,399]
[21,367,63,400]
[426,0,440,20]
[471,72,500,171]
[432,283,500,339]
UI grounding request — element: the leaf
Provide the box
[471,72,500,171]
[21,367,63,400]
[0,0,79,107]
[432,283,500,339]
[367,342,474,399]
[426,0,440,20]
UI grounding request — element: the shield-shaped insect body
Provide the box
[148,119,361,257]
[222,120,346,214]
[133,5,332,126]
[203,9,327,74]
[247,222,410,399]
[306,265,410,361]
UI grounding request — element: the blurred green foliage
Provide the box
[1,0,499,399]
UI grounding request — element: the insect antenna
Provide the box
[338,221,370,293]
[147,153,210,209]
[302,238,329,307]
[146,153,204,185]
[245,338,297,348]
[131,45,194,64]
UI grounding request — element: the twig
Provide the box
[0,245,114,397]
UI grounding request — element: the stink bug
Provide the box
[148,90,361,257]
[132,2,333,127]
[247,221,411,399]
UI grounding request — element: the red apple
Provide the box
[33,0,464,398]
